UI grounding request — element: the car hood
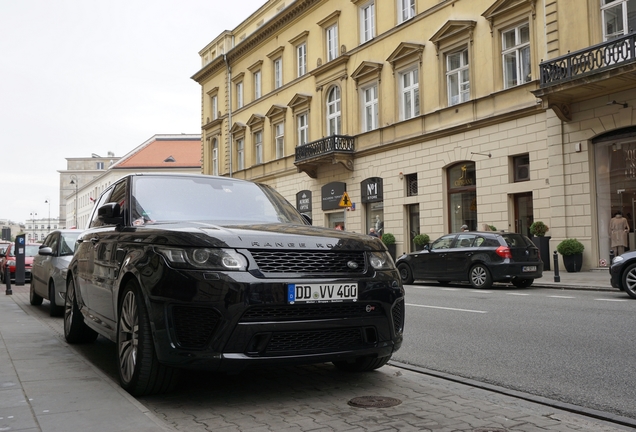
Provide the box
[111,222,387,252]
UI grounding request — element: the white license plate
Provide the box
[288,283,358,303]
[522,266,537,272]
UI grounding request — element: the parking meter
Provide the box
[14,234,25,286]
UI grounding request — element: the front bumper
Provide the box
[140,266,405,372]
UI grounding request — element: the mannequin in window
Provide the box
[610,211,630,256]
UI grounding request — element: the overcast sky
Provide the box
[0,0,266,224]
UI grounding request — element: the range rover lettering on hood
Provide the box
[250,241,336,248]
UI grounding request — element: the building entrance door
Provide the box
[514,192,533,237]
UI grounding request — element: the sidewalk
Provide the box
[0,287,174,432]
[533,268,613,291]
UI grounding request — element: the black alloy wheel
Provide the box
[49,280,64,317]
[29,283,43,306]
[397,263,414,284]
[511,278,534,288]
[621,263,636,299]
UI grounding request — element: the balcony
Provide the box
[533,33,636,121]
[294,135,355,178]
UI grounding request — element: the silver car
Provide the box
[31,229,81,316]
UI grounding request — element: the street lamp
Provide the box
[70,177,78,228]
[44,199,51,234]
[30,212,37,242]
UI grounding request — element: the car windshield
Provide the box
[131,176,306,225]
[60,232,81,256]
[8,245,40,257]
[501,233,533,247]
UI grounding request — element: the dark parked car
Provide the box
[0,242,40,283]
[31,229,82,316]
[64,174,404,396]
[609,251,636,299]
[396,231,543,288]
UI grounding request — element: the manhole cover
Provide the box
[348,396,402,408]
[473,428,508,432]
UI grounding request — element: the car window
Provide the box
[454,234,476,248]
[46,233,59,255]
[60,232,81,256]
[90,185,116,228]
[431,235,455,250]
[501,233,531,247]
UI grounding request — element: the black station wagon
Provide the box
[64,174,405,396]
[396,231,543,288]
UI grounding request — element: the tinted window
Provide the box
[501,233,532,247]
[454,234,476,248]
[431,235,455,250]
[60,232,81,256]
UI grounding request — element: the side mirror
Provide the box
[38,247,53,256]
[98,202,124,225]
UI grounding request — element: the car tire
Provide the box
[621,263,636,299]
[333,355,391,372]
[511,278,534,288]
[397,263,414,284]
[49,281,64,317]
[29,283,43,306]
[117,280,179,396]
[469,264,493,289]
[64,278,98,343]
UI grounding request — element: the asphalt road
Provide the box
[392,283,636,420]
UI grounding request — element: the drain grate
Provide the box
[348,396,402,408]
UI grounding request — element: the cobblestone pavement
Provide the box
[4,283,634,432]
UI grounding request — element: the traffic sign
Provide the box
[339,191,352,208]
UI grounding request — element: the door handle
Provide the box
[90,237,99,244]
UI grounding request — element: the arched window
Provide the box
[326,86,341,136]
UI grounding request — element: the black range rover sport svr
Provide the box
[64,174,404,396]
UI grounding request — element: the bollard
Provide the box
[609,249,615,264]
[553,251,560,283]
[4,265,12,295]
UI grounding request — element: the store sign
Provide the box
[321,182,346,210]
[361,177,383,203]
[296,190,312,212]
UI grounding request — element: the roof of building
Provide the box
[110,134,201,169]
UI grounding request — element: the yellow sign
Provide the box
[339,191,352,208]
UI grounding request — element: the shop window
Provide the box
[448,162,477,232]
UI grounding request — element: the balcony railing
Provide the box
[295,135,355,163]
[540,33,636,88]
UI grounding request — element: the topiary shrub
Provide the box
[381,233,395,246]
[556,238,584,256]
[413,234,429,248]
[530,221,549,237]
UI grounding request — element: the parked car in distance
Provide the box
[31,229,82,316]
[0,242,40,283]
[396,231,543,288]
[609,251,636,299]
[64,173,405,396]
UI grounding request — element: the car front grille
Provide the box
[171,305,221,350]
[240,302,384,322]
[265,328,365,354]
[249,250,366,274]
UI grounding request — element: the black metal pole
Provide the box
[553,251,560,283]
[609,249,615,264]
[5,264,12,295]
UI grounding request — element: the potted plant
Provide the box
[557,238,584,272]
[413,234,430,249]
[529,221,551,270]
[381,233,397,260]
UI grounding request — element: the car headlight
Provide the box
[612,255,624,264]
[7,260,16,267]
[156,247,248,271]
[368,251,394,270]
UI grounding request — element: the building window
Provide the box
[448,162,477,232]
[236,81,244,108]
[398,0,415,24]
[362,84,378,132]
[406,173,418,196]
[255,131,263,164]
[502,23,531,89]
[447,48,470,106]
[275,122,285,159]
[237,138,245,170]
[513,154,530,182]
[327,86,341,135]
[96,162,104,169]
[212,138,219,176]
[326,24,339,62]
[297,113,308,146]
[254,71,261,99]
[297,43,307,77]
[211,95,218,120]
[360,1,375,43]
[602,0,636,40]
[400,68,419,120]
[274,58,283,89]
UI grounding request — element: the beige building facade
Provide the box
[192,0,636,270]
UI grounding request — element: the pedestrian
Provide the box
[368,228,379,237]
[460,224,469,232]
[610,211,630,256]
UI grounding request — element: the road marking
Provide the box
[441,288,461,291]
[406,303,487,314]
[595,298,630,302]
[507,292,531,296]
[471,290,492,293]
[548,295,576,299]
